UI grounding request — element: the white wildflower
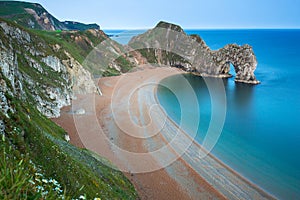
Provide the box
[35,177,41,182]
[53,179,59,185]
[35,172,43,177]
[42,179,48,183]
[36,185,43,192]
[54,186,61,191]
[79,195,86,200]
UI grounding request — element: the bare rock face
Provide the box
[0,22,31,43]
[129,21,260,84]
[0,77,13,118]
[24,8,58,31]
[0,21,98,118]
[42,56,67,73]
[62,51,97,95]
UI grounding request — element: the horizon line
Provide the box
[102,27,300,31]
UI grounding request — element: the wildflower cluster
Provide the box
[30,170,65,198]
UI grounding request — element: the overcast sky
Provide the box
[24,0,300,29]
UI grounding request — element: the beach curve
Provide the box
[52,66,276,200]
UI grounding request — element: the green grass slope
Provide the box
[0,1,63,30]
[0,1,100,31]
[0,18,138,200]
[0,82,138,199]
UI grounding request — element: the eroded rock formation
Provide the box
[0,21,98,118]
[129,21,260,84]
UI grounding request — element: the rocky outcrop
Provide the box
[0,22,31,43]
[24,8,62,31]
[129,21,260,84]
[212,44,259,84]
[42,56,67,73]
[0,76,13,118]
[0,46,70,118]
[0,20,98,118]
[62,51,97,94]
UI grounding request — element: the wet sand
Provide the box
[52,66,275,200]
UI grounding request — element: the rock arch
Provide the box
[214,44,260,84]
[129,21,260,84]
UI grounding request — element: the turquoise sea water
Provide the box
[156,30,300,199]
[104,29,300,199]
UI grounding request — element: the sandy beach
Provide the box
[52,66,275,200]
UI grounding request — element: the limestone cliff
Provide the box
[0,20,97,118]
[129,21,260,84]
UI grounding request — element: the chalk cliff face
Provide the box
[0,18,138,118]
[0,20,97,118]
[129,21,260,84]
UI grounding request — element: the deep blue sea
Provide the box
[106,29,300,199]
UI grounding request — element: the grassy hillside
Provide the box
[0,1,100,31]
[0,1,63,30]
[30,29,107,63]
[29,28,135,76]
[63,21,100,31]
[0,1,44,16]
[0,18,138,199]
[0,78,137,199]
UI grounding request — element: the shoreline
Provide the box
[52,66,274,199]
[150,69,275,199]
[153,87,276,199]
